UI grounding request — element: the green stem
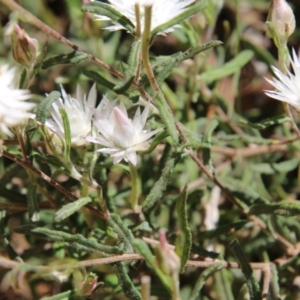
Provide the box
[134,4,141,39]
[129,161,139,211]
[141,5,160,92]
[171,273,181,300]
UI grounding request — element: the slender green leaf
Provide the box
[142,155,178,213]
[133,239,172,292]
[198,221,249,239]
[175,186,192,273]
[27,184,40,222]
[249,201,300,217]
[107,214,135,253]
[13,226,122,254]
[42,51,90,69]
[155,91,179,144]
[81,2,135,35]
[202,120,218,172]
[183,40,223,59]
[19,68,27,89]
[83,70,115,90]
[239,115,291,130]
[41,290,75,300]
[250,158,300,174]
[229,239,261,300]
[59,108,71,160]
[35,91,61,124]
[189,262,224,300]
[200,50,254,84]
[114,40,141,94]
[54,197,92,222]
[114,263,142,300]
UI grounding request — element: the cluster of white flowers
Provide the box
[92,0,195,34]
[0,64,34,137]
[45,85,159,165]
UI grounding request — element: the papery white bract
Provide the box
[46,84,97,147]
[0,64,34,137]
[265,49,300,111]
[92,0,195,34]
[86,99,161,165]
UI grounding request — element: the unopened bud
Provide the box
[154,231,181,276]
[11,24,39,68]
[268,0,295,44]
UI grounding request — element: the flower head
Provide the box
[0,64,34,137]
[45,84,97,147]
[86,99,160,165]
[92,0,195,35]
[265,49,300,111]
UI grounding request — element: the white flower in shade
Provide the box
[0,64,34,137]
[265,49,300,111]
[92,0,195,34]
[46,84,97,147]
[86,99,161,165]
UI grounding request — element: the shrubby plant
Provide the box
[1,0,300,299]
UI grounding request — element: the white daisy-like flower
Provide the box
[0,64,34,137]
[45,84,97,147]
[92,0,195,34]
[265,49,300,111]
[86,99,161,165]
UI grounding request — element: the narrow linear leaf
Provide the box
[175,186,192,273]
[35,91,61,124]
[13,226,122,254]
[41,290,75,300]
[151,41,222,85]
[114,262,142,300]
[198,221,248,239]
[133,239,172,292]
[269,264,280,300]
[143,130,169,154]
[107,214,135,253]
[81,2,135,35]
[19,68,27,89]
[202,120,218,172]
[27,184,40,222]
[151,1,207,37]
[250,158,300,175]
[200,50,254,84]
[114,40,141,94]
[229,239,261,300]
[54,197,92,222]
[239,115,291,130]
[249,201,300,217]
[189,262,224,300]
[155,91,179,144]
[83,70,115,90]
[142,155,178,213]
[42,51,90,69]
[59,108,71,161]
[183,40,223,59]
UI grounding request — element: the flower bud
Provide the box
[11,24,39,68]
[268,0,295,44]
[154,231,181,276]
[78,273,102,296]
